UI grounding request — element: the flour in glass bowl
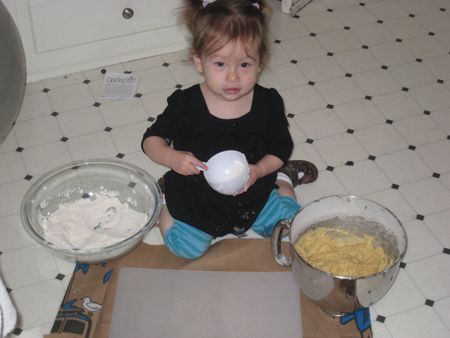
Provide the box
[40,191,149,250]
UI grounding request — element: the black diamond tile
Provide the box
[344,26,350,30]
[440,8,446,12]
[287,113,295,118]
[428,32,435,36]
[101,68,107,74]
[345,73,352,77]
[290,59,298,64]
[425,299,434,307]
[83,79,90,84]
[93,102,101,107]
[377,20,383,24]
[326,104,334,109]
[401,87,409,92]
[376,315,385,323]
[175,84,183,89]
[443,248,450,254]
[310,32,317,37]
[433,172,440,178]
[6,287,11,293]
[134,93,142,98]
[396,38,402,42]
[55,273,65,280]
[381,65,388,70]
[409,14,415,18]
[424,110,431,115]
[362,45,369,49]
[359,2,365,6]
[128,182,136,188]
[391,184,399,190]
[24,175,33,181]
[124,70,132,74]
[162,62,170,67]
[306,138,314,144]
[104,127,112,132]
[400,261,406,269]
[437,79,444,84]
[345,161,354,166]
[16,147,24,152]
[327,52,334,56]
[72,165,79,170]
[347,129,354,134]
[386,119,393,124]
[327,8,333,12]
[147,117,155,122]
[82,193,90,199]
[448,135,450,140]
[274,39,281,44]
[368,155,376,161]
[416,214,424,221]
[116,153,125,159]
[13,328,23,335]
[409,145,416,150]
[365,95,372,100]
[60,137,68,142]
[51,111,59,117]
[293,14,300,18]
[42,88,50,93]
[416,58,422,63]
[326,166,334,171]
[308,81,315,86]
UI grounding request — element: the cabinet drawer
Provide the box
[28,0,180,52]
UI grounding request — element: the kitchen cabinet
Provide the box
[8,0,187,82]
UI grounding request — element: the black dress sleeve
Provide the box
[262,88,293,164]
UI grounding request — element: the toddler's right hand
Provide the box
[170,151,208,176]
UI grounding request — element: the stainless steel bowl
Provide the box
[272,195,407,316]
[21,159,162,263]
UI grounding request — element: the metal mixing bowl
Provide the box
[272,195,407,316]
[21,159,162,263]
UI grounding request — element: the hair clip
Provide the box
[202,0,215,8]
[251,1,260,9]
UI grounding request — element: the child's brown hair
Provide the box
[179,0,271,67]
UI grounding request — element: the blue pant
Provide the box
[164,189,301,259]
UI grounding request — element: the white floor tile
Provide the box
[350,23,396,45]
[25,81,44,95]
[122,55,164,72]
[371,321,394,338]
[168,62,204,86]
[383,17,428,39]
[17,92,52,122]
[57,106,106,137]
[334,49,381,74]
[0,131,17,154]
[435,297,450,331]
[431,109,450,134]
[140,88,175,117]
[416,139,450,173]
[369,42,415,66]
[376,149,433,185]
[334,99,385,130]
[299,11,343,33]
[110,121,150,154]
[372,91,423,120]
[293,108,347,139]
[402,219,443,262]
[423,54,450,80]
[385,305,450,338]
[42,72,85,90]
[47,83,94,113]
[280,85,326,114]
[398,0,439,14]
[10,279,64,330]
[406,253,450,299]
[395,114,445,146]
[66,131,118,160]
[99,98,148,128]
[267,42,292,66]
[281,36,327,60]
[298,55,345,81]
[435,30,450,49]
[333,5,377,27]
[354,124,408,156]
[409,83,450,111]
[123,152,168,181]
[388,62,436,88]
[269,16,310,40]
[14,117,62,148]
[402,35,448,59]
[0,151,26,185]
[0,214,33,252]
[400,177,450,215]
[21,141,72,177]
[315,77,364,104]
[352,69,401,96]
[316,29,362,53]
[334,159,391,195]
[261,63,308,89]
[424,210,450,247]
[136,67,177,94]
[373,269,425,316]
[83,63,125,81]
[415,11,450,33]
[0,180,30,217]
[366,1,409,20]
[0,245,58,289]
[365,189,417,223]
[313,133,369,166]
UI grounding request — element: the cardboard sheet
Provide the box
[46,239,373,338]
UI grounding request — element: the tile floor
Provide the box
[1,0,450,337]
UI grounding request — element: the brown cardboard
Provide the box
[46,239,372,338]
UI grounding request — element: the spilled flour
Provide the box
[40,192,149,250]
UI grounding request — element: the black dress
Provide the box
[142,84,293,237]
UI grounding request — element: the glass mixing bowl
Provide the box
[20,159,162,263]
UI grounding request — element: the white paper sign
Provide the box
[100,72,139,100]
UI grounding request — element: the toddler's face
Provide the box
[193,39,261,103]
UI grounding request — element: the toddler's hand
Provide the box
[237,164,263,195]
[170,151,207,176]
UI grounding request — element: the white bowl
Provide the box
[204,150,250,195]
[20,159,162,263]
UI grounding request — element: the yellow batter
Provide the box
[294,227,393,277]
